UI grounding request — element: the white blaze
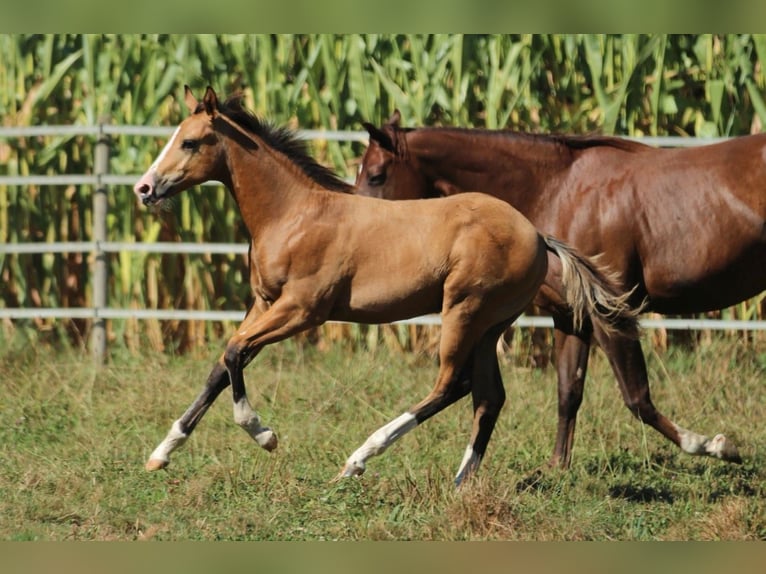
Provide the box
[150,126,182,172]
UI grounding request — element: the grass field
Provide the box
[0,330,764,541]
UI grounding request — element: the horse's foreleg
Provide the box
[548,327,591,469]
[145,361,230,471]
[223,296,316,454]
[592,329,742,464]
[224,341,277,452]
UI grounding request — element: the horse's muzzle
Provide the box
[134,186,155,206]
[139,190,157,206]
[134,171,157,205]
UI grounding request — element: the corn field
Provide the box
[2,34,766,356]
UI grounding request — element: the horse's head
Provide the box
[355,110,439,200]
[134,85,227,206]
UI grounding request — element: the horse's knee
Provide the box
[457,376,472,395]
[446,378,473,403]
[223,341,244,372]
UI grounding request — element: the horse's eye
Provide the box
[181,139,199,151]
[368,172,386,186]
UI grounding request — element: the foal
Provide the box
[134,86,640,483]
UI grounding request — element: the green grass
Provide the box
[0,333,763,540]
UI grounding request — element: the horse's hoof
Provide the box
[546,453,571,470]
[145,458,169,471]
[332,463,365,482]
[710,434,742,464]
[256,429,278,452]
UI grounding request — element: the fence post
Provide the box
[91,118,110,365]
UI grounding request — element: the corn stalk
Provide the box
[2,34,765,355]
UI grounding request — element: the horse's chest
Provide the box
[248,249,289,304]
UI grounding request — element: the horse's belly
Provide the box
[645,244,766,314]
[338,281,444,324]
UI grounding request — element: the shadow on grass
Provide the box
[514,468,564,495]
[587,449,764,504]
[514,464,675,503]
[512,443,765,506]
[608,483,674,503]
[704,461,763,501]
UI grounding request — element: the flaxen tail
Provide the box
[542,234,643,338]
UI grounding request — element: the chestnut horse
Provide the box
[355,110,752,468]
[133,87,640,484]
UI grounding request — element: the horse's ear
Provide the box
[387,109,402,127]
[202,86,219,117]
[184,85,198,112]
[362,122,396,153]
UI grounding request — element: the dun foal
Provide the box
[134,86,639,483]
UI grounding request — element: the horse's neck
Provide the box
[224,140,324,237]
[408,128,572,203]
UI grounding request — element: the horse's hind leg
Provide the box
[337,349,474,480]
[592,328,742,464]
[145,361,230,470]
[548,327,592,469]
[454,325,510,486]
[337,311,480,479]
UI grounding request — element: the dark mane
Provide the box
[412,126,651,153]
[550,132,651,152]
[212,95,353,193]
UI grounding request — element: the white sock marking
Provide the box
[343,412,418,474]
[455,445,482,482]
[233,397,264,434]
[674,423,736,459]
[148,419,188,464]
[233,397,276,450]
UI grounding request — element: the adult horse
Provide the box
[355,110,750,469]
[133,86,640,484]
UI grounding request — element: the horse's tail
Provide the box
[541,234,643,338]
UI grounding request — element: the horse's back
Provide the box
[351,190,544,279]
[561,133,766,311]
[434,191,541,244]
[430,192,547,284]
[575,132,766,203]
[329,191,546,324]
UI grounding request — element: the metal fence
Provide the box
[1,124,764,363]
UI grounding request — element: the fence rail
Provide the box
[1,124,764,363]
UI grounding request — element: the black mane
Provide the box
[214,95,353,193]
